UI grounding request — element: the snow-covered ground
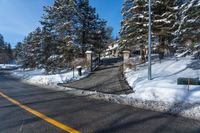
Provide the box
[7,56,200,120]
[11,68,88,86]
[124,56,200,119]
[125,56,200,104]
[0,64,20,69]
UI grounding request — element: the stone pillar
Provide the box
[123,50,130,71]
[112,50,115,56]
[85,51,92,72]
[115,50,119,57]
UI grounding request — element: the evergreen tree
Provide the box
[7,44,12,57]
[120,0,133,49]
[0,34,6,63]
[77,0,99,53]
[0,34,5,55]
[97,20,114,54]
[152,0,180,47]
[120,0,180,53]
[41,0,79,73]
[0,34,4,47]
[29,27,43,68]
[120,0,148,49]
[21,34,34,68]
[16,0,113,73]
[15,42,25,64]
[6,43,13,62]
[175,0,200,44]
[18,28,43,68]
[77,0,114,56]
[0,34,13,64]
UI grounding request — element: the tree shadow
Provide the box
[187,60,200,70]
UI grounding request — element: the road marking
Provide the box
[0,92,80,133]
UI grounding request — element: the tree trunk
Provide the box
[159,36,165,60]
[140,45,145,63]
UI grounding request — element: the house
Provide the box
[105,41,120,57]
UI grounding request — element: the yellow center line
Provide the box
[0,91,80,133]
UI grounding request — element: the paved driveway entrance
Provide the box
[61,58,133,94]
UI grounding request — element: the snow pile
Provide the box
[125,57,200,104]
[175,50,190,58]
[124,56,200,119]
[101,55,118,59]
[0,64,20,69]
[12,68,88,85]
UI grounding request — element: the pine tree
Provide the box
[120,0,134,49]
[97,20,114,53]
[18,28,43,68]
[152,0,180,47]
[77,0,99,53]
[15,42,25,64]
[41,0,79,73]
[175,0,200,45]
[0,34,4,55]
[30,27,43,68]
[120,0,151,63]
[20,34,33,68]
[0,34,6,64]
[120,0,180,51]
[16,0,113,73]
[0,34,13,64]
[0,34,4,48]
[6,43,13,62]
[40,15,56,71]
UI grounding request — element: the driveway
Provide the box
[62,58,133,94]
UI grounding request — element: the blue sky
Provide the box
[0,0,122,47]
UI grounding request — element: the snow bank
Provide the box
[0,64,20,69]
[125,57,200,103]
[47,85,200,121]
[11,68,88,86]
[175,50,190,58]
[124,56,200,119]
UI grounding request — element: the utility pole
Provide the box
[148,0,152,80]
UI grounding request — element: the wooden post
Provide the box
[188,79,190,91]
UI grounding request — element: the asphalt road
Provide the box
[0,71,200,133]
